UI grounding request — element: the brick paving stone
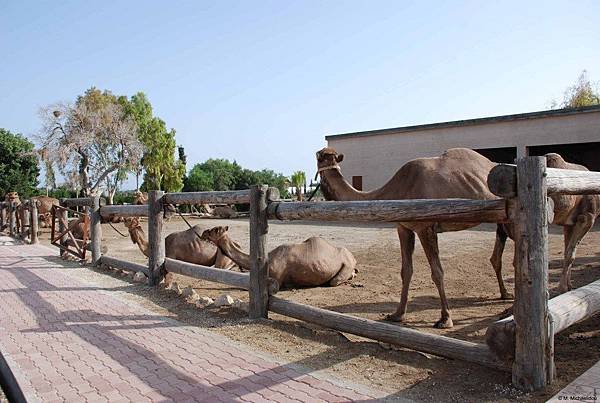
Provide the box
[0,239,394,402]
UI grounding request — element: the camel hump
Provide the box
[546,153,589,171]
[441,148,489,161]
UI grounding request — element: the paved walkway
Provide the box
[548,361,599,402]
[0,237,390,402]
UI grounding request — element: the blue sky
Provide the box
[1,1,599,189]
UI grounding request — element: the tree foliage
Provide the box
[185,159,289,197]
[37,88,142,198]
[124,92,184,192]
[290,171,306,201]
[555,70,600,108]
[0,128,39,197]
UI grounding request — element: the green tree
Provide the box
[555,70,600,108]
[290,171,306,201]
[0,128,39,197]
[124,92,184,192]
[186,165,214,191]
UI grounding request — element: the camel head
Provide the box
[5,192,20,203]
[123,217,144,244]
[545,153,566,166]
[200,226,229,243]
[315,147,344,180]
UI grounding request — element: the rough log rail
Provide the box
[267,199,509,223]
[269,296,509,371]
[100,204,148,220]
[165,257,250,290]
[486,278,600,362]
[100,255,150,276]
[488,164,600,197]
[164,188,280,206]
[61,197,94,207]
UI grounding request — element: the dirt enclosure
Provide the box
[40,216,600,402]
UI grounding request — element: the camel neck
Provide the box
[320,168,381,201]
[129,227,150,257]
[217,235,251,270]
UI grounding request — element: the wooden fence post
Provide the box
[1,203,6,231]
[58,198,67,257]
[8,202,16,237]
[148,190,165,285]
[20,202,30,240]
[30,200,39,244]
[90,196,102,266]
[512,156,552,391]
[249,185,269,319]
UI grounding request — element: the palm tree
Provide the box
[290,171,306,201]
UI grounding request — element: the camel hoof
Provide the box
[385,313,406,323]
[433,318,453,329]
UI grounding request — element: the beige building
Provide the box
[326,105,600,191]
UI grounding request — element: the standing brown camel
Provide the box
[123,217,237,284]
[492,153,600,293]
[316,147,504,328]
[30,196,59,227]
[201,226,357,290]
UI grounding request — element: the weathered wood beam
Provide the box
[148,191,165,286]
[486,278,600,362]
[268,296,509,371]
[30,200,39,244]
[488,164,600,197]
[163,187,280,206]
[164,257,250,289]
[249,185,270,319]
[99,205,148,220]
[90,196,102,266]
[100,255,149,276]
[268,199,508,223]
[512,157,551,391]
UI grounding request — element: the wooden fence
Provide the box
[3,155,600,392]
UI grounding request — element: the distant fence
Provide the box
[3,156,600,392]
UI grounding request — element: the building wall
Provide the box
[326,109,600,190]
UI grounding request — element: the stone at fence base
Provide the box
[214,294,235,307]
[196,296,214,308]
[133,271,148,283]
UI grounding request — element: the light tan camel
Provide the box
[133,191,148,205]
[123,217,237,284]
[30,196,59,228]
[5,192,24,232]
[316,147,504,328]
[492,153,600,293]
[201,226,358,290]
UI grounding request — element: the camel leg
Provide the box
[490,224,512,299]
[418,226,453,329]
[387,226,415,323]
[214,249,238,271]
[329,263,356,286]
[559,214,595,293]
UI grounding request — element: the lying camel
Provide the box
[133,191,148,205]
[316,147,501,328]
[492,153,600,293]
[201,226,357,290]
[123,217,237,284]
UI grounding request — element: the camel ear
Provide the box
[336,154,344,163]
[224,226,229,231]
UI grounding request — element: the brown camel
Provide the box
[30,196,59,227]
[492,153,600,293]
[316,147,505,328]
[201,226,357,290]
[133,191,148,205]
[5,192,24,232]
[123,217,237,284]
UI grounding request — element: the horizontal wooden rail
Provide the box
[164,187,280,206]
[165,257,250,289]
[100,255,150,276]
[267,199,508,223]
[488,164,600,197]
[269,297,508,371]
[61,197,94,207]
[486,278,600,362]
[100,205,148,220]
